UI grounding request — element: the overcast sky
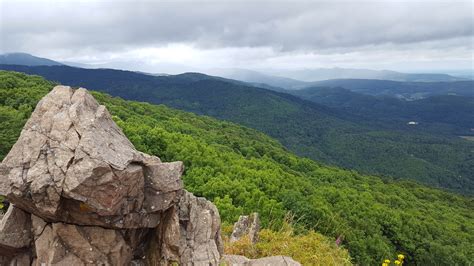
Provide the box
[0,0,473,73]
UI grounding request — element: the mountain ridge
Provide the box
[267,67,468,83]
[304,79,474,99]
[1,71,473,265]
[289,86,474,136]
[207,67,468,89]
[1,53,469,87]
[0,53,63,66]
[0,64,472,195]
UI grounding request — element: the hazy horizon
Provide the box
[1,0,473,74]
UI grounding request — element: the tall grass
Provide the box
[223,214,352,265]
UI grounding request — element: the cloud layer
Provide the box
[1,0,472,72]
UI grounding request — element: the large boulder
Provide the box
[0,205,31,254]
[0,86,183,228]
[221,255,251,265]
[0,252,31,266]
[0,205,32,265]
[29,191,225,266]
[221,255,301,266]
[0,86,224,265]
[147,190,224,265]
[230,213,260,244]
[33,219,133,265]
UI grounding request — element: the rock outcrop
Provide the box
[0,205,31,253]
[230,213,260,244]
[0,86,182,228]
[32,218,133,265]
[147,191,223,265]
[0,85,302,265]
[0,205,32,264]
[0,86,223,265]
[221,255,302,266]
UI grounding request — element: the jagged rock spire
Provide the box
[0,85,302,265]
[0,85,223,265]
[0,86,183,228]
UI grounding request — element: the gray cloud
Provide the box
[0,0,472,71]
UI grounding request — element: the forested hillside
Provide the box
[1,71,473,265]
[1,65,473,194]
[305,79,474,99]
[290,86,474,136]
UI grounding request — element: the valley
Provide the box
[1,1,473,265]
[1,64,473,195]
[1,71,473,265]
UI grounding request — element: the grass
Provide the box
[222,215,352,265]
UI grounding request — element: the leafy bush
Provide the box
[223,216,352,265]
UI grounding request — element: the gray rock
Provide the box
[0,86,224,265]
[230,212,260,244]
[221,255,301,266]
[0,205,32,265]
[249,256,301,266]
[0,205,31,254]
[0,252,31,266]
[221,255,251,265]
[0,86,183,228]
[33,220,132,265]
[147,190,224,265]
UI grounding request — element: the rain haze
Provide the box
[0,0,473,74]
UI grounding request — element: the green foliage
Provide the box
[291,86,474,136]
[0,71,53,158]
[1,65,473,194]
[0,196,4,211]
[223,218,352,265]
[0,71,473,265]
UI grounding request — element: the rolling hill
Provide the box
[1,71,473,265]
[305,79,474,99]
[207,68,307,89]
[267,67,466,83]
[0,64,473,195]
[0,52,63,66]
[290,86,474,136]
[204,68,468,90]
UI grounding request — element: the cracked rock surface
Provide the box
[34,221,133,265]
[0,86,183,228]
[230,212,260,244]
[146,191,224,265]
[0,85,301,265]
[0,86,223,265]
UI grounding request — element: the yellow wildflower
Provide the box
[398,254,405,260]
[395,260,401,265]
[384,259,391,264]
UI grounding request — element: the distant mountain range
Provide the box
[266,67,467,82]
[207,68,307,90]
[209,67,468,88]
[305,79,474,100]
[1,53,470,87]
[1,63,473,195]
[0,53,63,66]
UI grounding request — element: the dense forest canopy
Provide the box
[289,86,474,136]
[1,64,473,195]
[0,71,473,265]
